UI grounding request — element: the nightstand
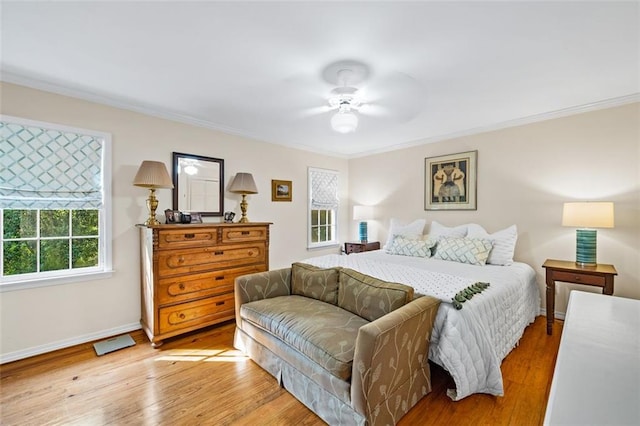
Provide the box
[542,259,617,335]
[344,241,380,255]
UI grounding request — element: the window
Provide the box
[308,167,339,249]
[0,116,112,290]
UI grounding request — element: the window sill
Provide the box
[0,270,114,293]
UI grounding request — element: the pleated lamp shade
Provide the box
[229,173,258,194]
[133,161,174,189]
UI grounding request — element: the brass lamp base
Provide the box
[238,194,250,223]
[144,188,161,226]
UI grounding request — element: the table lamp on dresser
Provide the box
[229,172,258,223]
[133,160,174,225]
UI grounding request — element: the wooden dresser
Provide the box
[138,222,270,347]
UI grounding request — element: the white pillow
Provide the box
[429,221,468,239]
[467,224,518,266]
[388,235,436,258]
[383,218,426,251]
[432,237,493,265]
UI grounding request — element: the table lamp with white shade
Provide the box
[353,205,374,243]
[562,201,614,266]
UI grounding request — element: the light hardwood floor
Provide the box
[1,316,562,425]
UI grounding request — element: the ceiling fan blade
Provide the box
[358,103,390,117]
[279,71,337,118]
[365,70,427,122]
[298,105,333,118]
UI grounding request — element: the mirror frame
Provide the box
[172,152,225,217]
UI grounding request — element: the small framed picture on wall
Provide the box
[271,179,292,202]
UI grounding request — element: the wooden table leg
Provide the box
[546,272,555,335]
[603,275,614,295]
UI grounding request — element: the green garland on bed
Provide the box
[451,282,490,310]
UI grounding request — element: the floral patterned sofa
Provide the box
[234,263,441,426]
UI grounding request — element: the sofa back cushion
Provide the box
[291,262,341,305]
[338,268,414,321]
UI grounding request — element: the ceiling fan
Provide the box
[322,60,373,134]
[304,59,423,134]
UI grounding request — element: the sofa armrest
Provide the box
[234,268,292,326]
[351,295,441,424]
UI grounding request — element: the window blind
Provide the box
[309,167,339,209]
[0,120,104,209]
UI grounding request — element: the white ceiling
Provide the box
[1,1,639,157]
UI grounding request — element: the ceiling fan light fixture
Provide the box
[331,111,358,133]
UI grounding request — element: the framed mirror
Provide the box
[172,152,224,217]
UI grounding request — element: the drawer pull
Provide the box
[241,231,250,235]
[215,276,224,281]
[184,233,195,239]
[575,276,581,281]
[178,256,185,263]
[179,283,185,290]
[215,301,225,306]
[179,313,186,319]
[214,251,224,255]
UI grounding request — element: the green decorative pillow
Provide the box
[432,237,493,265]
[338,268,414,321]
[388,235,437,257]
[291,262,340,305]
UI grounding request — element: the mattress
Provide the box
[302,250,541,401]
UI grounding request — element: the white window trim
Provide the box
[0,115,113,292]
[307,167,339,249]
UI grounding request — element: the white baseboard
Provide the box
[0,322,142,364]
[538,307,566,321]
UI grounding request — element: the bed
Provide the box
[302,247,540,401]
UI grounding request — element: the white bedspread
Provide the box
[302,250,541,401]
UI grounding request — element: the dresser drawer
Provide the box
[158,293,235,334]
[157,228,218,249]
[157,265,265,305]
[157,243,266,276]
[551,270,605,287]
[221,226,267,243]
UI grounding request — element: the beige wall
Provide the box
[1,82,638,362]
[348,102,640,316]
[0,82,348,361]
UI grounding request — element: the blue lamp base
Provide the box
[575,229,597,266]
[358,221,368,243]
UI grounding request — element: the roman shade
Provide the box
[309,167,339,209]
[0,120,105,209]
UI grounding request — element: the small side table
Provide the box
[344,241,380,255]
[542,259,617,335]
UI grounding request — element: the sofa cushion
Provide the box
[240,295,368,381]
[338,268,414,322]
[291,262,340,305]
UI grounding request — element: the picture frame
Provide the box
[190,212,202,224]
[164,209,181,224]
[424,150,477,210]
[271,179,292,202]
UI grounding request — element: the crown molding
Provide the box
[349,93,640,159]
[0,69,258,137]
[2,69,637,160]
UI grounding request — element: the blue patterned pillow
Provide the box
[433,237,493,265]
[387,236,436,257]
